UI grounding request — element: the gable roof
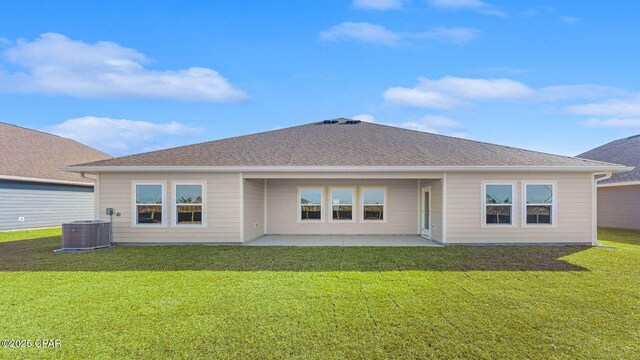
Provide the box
[578,134,640,185]
[68,118,626,173]
[0,122,111,185]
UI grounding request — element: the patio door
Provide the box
[421,187,431,239]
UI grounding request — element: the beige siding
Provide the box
[266,179,420,235]
[445,172,593,244]
[420,179,443,242]
[597,185,640,230]
[98,172,241,243]
[243,179,265,241]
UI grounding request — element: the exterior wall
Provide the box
[243,179,265,241]
[266,179,420,235]
[445,172,593,244]
[0,180,94,230]
[420,179,443,242]
[597,185,640,230]
[97,173,241,243]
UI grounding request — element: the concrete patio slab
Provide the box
[246,235,441,247]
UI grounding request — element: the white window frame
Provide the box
[361,186,387,223]
[131,181,167,228]
[481,181,517,228]
[329,187,356,223]
[522,181,557,228]
[297,186,325,223]
[172,181,207,228]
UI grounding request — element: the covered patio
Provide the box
[245,234,442,247]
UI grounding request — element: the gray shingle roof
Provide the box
[578,134,640,184]
[0,122,111,183]
[72,119,619,169]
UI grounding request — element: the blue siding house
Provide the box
[0,122,111,230]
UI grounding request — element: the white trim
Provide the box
[63,165,633,174]
[481,181,517,228]
[416,180,421,234]
[328,186,356,223]
[297,186,325,223]
[598,180,640,188]
[421,186,432,239]
[264,179,268,234]
[171,181,207,229]
[361,186,387,223]
[94,173,100,220]
[442,173,447,244]
[521,181,558,228]
[593,172,612,246]
[239,174,244,242]
[0,174,94,186]
[131,181,167,228]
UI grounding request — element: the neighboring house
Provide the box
[65,118,630,245]
[0,122,111,230]
[578,135,640,230]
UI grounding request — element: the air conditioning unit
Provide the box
[57,220,111,252]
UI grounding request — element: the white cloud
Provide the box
[320,23,401,46]
[383,76,623,109]
[398,115,463,132]
[45,116,203,155]
[320,22,479,46]
[353,0,405,10]
[584,118,640,129]
[0,33,246,102]
[352,114,376,122]
[567,96,640,117]
[427,0,506,17]
[383,87,460,109]
[384,76,532,108]
[351,114,464,134]
[535,85,624,102]
[561,16,580,24]
[413,27,480,45]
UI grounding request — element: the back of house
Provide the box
[0,122,111,230]
[65,118,630,245]
[579,135,640,230]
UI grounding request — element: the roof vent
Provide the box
[320,118,361,125]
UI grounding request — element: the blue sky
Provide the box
[1,0,639,156]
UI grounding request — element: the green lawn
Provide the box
[0,228,638,359]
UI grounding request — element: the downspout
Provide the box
[592,172,613,247]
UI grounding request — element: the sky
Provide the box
[1,0,639,157]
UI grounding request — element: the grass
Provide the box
[0,228,638,359]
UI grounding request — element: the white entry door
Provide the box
[421,187,431,239]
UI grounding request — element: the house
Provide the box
[64,119,630,245]
[578,135,640,230]
[0,122,111,230]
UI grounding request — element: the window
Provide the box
[524,183,555,225]
[173,183,206,227]
[299,187,323,221]
[330,188,354,222]
[483,183,514,225]
[133,183,165,226]
[362,187,386,222]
